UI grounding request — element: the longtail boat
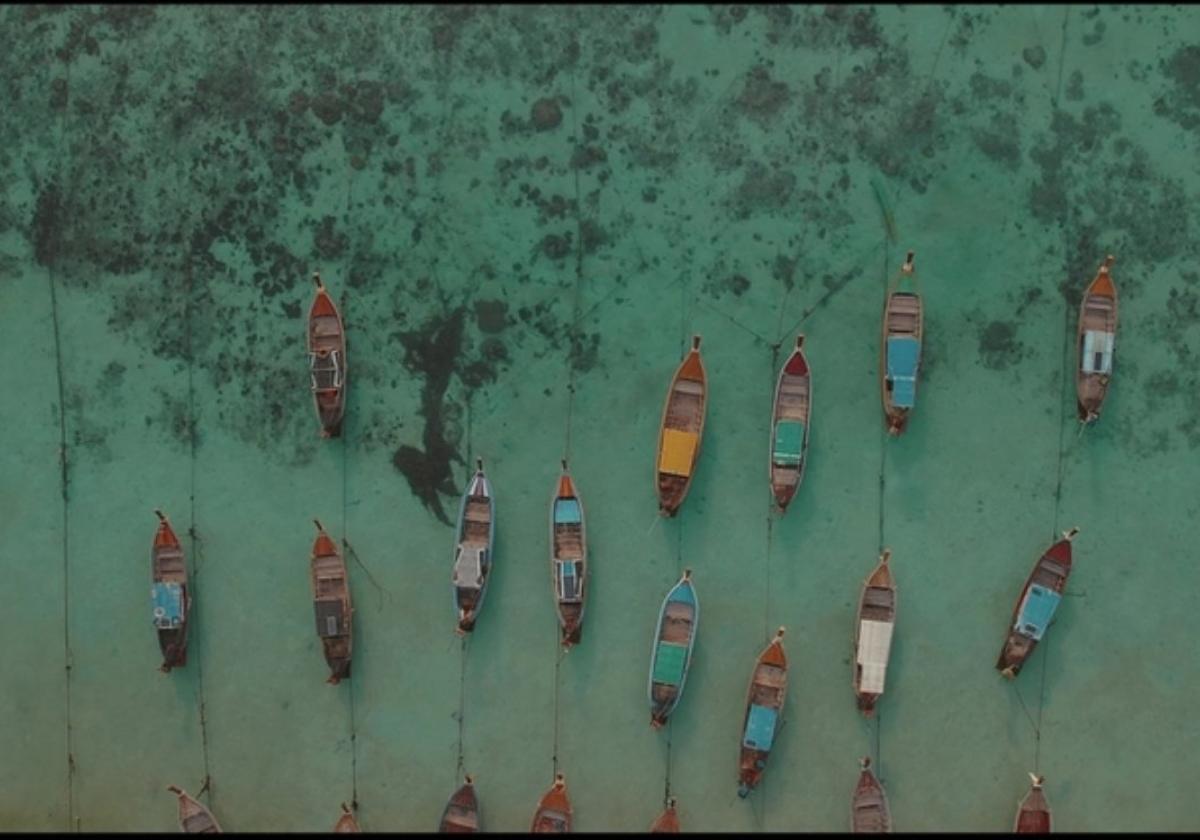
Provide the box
[997,528,1079,679]
[850,757,892,833]
[167,785,221,834]
[550,460,587,648]
[439,775,480,833]
[531,774,571,833]
[737,627,788,797]
[650,798,680,833]
[452,459,495,634]
[853,549,896,716]
[1076,255,1118,424]
[880,251,922,436]
[769,335,812,512]
[308,271,347,438]
[1015,774,1052,833]
[649,569,699,728]
[334,803,361,833]
[655,335,707,517]
[311,519,353,684]
[151,509,190,672]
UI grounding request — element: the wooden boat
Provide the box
[997,528,1079,679]
[334,802,360,833]
[648,569,699,729]
[167,785,221,833]
[151,509,190,672]
[655,335,707,517]
[650,797,680,833]
[737,627,788,797]
[769,335,812,512]
[531,774,572,833]
[1015,774,1052,833]
[1075,255,1118,424]
[312,519,353,684]
[850,757,892,833]
[880,251,922,436]
[439,774,480,833]
[853,549,896,716]
[550,460,587,648]
[308,271,347,438]
[452,459,495,634]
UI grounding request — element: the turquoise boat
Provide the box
[648,569,699,728]
[880,251,922,436]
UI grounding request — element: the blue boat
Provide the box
[880,251,922,436]
[452,458,495,635]
[648,569,699,728]
[550,460,587,648]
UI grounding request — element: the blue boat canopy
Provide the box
[556,560,582,602]
[887,336,919,408]
[742,704,778,751]
[773,420,805,467]
[1015,584,1062,641]
[151,582,184,629]
[653,641,689,686]
[1081,330,1114,375]
[554,499,582,525]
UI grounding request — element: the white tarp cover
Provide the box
[856,619,895,694]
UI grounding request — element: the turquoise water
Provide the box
[2,3,1199,832]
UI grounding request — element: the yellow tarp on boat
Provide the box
[659,429,698,477]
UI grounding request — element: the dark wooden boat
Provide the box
[312,519,353,684]
[308,271,347,438]
[151,509,190,672]
[334,802,360,833]
[655,335,707,517]
[531,774,572,833]
[737,627,788,797]
[853,550,896,717]
[1015,774,1052,833]
[649,569,699,729]
[650,797,680,833]
[769,335,812,512]
[439,774,480,833]
[1076,255,1118,424]
[997,528,1079,679]
[167,785,222,834]
[550,460,587,648]
[880,251,922,436]
[850,757,892,833]
[452,459,495,634]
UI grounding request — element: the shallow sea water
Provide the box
[3,3,1200,832]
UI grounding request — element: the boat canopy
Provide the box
[315,599,347,638]
[556,560,583,602]
[453,546,487,590]
[1015,584,1061,641]
[659,429,698,477]
[886,336,919,408]
[310,349,343,390]
[652,641,688,686]
[554,498,582,525]
[773,420,805,467]
[1081,330,1114,374]
[151,582,184,629]
[742,704,778,751]
[856,619,895,694]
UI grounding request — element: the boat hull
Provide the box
[453,466,495,634]
[655,337,707,517]
[648,572,699,727]
[997,534,1075,678]
[308,280,347,438]
[769,339,811,512]
[1074,257,1118,424]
